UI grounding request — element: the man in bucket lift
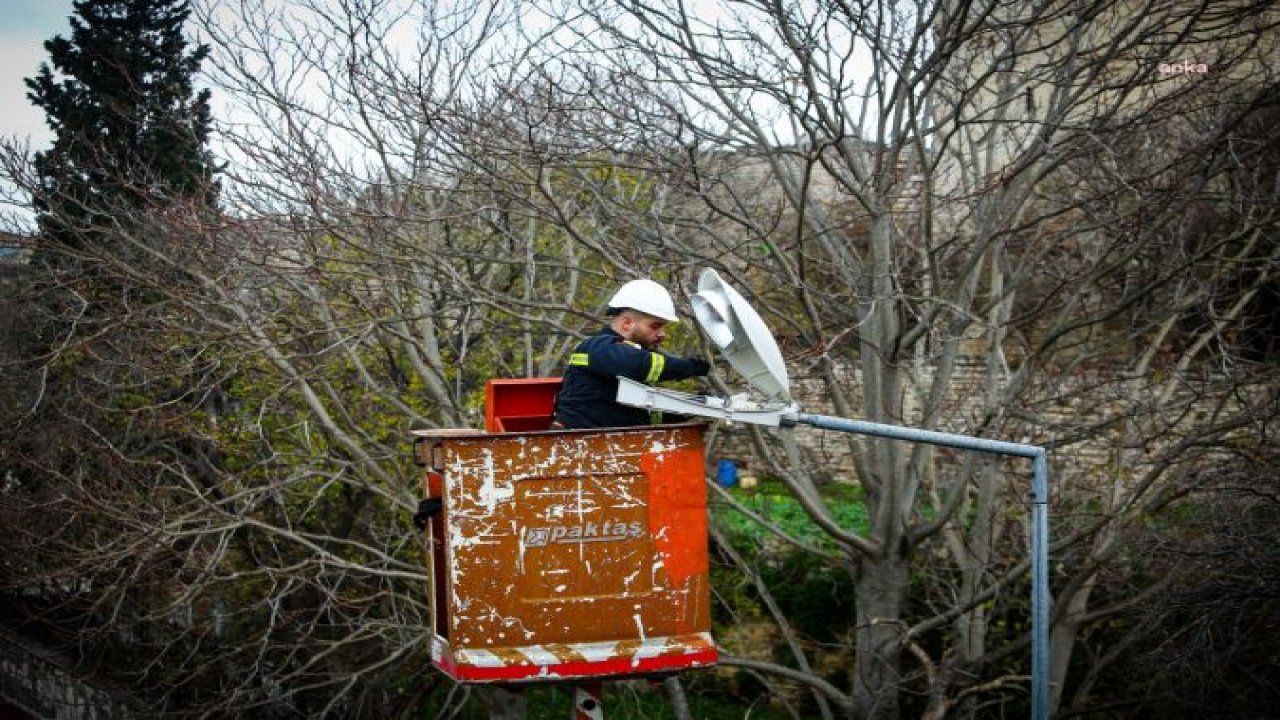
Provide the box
[553,279,711,429]
[413,279,709,530]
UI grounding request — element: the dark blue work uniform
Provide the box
[554,327,709,429]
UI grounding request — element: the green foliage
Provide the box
[710,479,863,675]
[713,478,869,550]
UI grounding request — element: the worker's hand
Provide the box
[412,497,443,530]
[688,356,711,376]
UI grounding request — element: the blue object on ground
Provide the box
[715,460,738,487]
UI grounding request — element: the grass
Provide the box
[711,477,869,550]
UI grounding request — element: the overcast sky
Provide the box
[1,0,76,148]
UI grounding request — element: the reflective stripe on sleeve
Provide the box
[645,353,665,384]
[569,353,589,367]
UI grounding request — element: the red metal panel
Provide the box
[484,378,562,432]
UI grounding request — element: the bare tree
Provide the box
[2,0,565,715]
[2,0,1277,718]
[2,0,722,715]
[529,1,1280,718]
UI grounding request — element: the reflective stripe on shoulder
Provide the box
[645,353,665,384]
[569,352,589,367]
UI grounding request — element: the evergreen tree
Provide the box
[25,0,216,261]
[6,0,221,497]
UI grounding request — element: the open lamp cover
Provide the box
[691,268,792,404]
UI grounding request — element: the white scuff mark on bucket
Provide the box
[476,448,513,514]
[515,519,526,573]
[633,613,646,641]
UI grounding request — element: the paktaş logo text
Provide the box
[524,520,645,547]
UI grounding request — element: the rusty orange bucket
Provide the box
[412,380,716,683]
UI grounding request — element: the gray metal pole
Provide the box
[792,413,1043,459]
[791,413,1050,720]
[1030,451,1050,720]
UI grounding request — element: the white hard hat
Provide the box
[608,279,679,322]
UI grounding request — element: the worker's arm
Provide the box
[577,340,709,384]
[650,349,711,382]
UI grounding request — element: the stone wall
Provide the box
[0,627,138,720]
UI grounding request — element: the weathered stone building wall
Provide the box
[0,627,138,720]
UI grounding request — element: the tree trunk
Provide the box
[664,676,692,720]
[851,552,911,720]
[478,686,526,720]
